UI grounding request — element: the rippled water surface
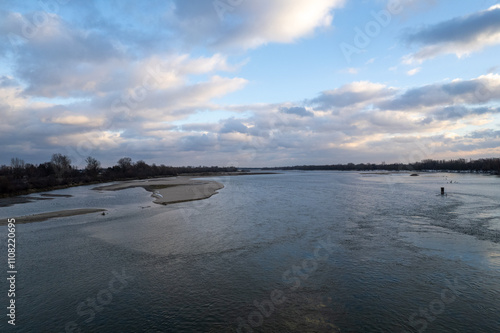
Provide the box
[1,172,500,332]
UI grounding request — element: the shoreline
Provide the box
[0,172,278,199]
[2,208,107,224]
[1,172,273,225]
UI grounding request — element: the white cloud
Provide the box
[172,0,345,50]
[48,115,104,126]
[407,67,421,76]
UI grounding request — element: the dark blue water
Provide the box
[1,172,499,332]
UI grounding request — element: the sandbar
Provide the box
[40,193,73,198]
[93,176,224,205]
[2,208,107,224]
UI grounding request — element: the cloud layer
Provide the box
[1,2,500,167]
[404,5,500,63]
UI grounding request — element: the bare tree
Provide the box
[11,157,25,169]
[117,157,133,170]
[85,156,101,176]
[51,153,72,176]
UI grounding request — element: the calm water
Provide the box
[1,171,500,332]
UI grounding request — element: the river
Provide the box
[0,171,499,332]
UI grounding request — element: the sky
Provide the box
[1,0,500,168]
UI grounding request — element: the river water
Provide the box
[0,171,499,332]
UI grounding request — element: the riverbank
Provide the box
[1,208,107,224]
[1,173,273,224]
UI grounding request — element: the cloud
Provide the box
[3,67,499,167]
[420,105,500,124]
[1,1,500,167]
[171,0,345,50]
[220,118,249,134]
[407,67,421,76]
[48,115,98,126]
[310,81,395,110]
[403,5,500,63]
[466,129,500,139]
[181,123,219,133]
[380,74,500,110]
[180,133,217,151]
[3,12,126,97]
[0,76,18,87]
[280,106,313,117]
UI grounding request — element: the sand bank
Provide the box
[2,208,107,224]
[93,176,224,205]
[0,196,52,208]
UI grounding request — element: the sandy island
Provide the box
[93,176,224,205]
[2,208,107,224]
[3,173,271,224]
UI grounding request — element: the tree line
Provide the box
[262,158,500,173]
[0,154,237,196]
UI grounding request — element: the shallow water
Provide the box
[0,172,499,332]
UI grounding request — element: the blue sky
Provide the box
[1,0,500,167]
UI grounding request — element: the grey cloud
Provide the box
[432,105,498,121]
[418,105,500,125]
[0,76,18,87]
[181,123,219,132]
[15,27,123,97]
[280,106,313,117]
[380,78,500,110]
[452,140,500,152]
[466,129,500,139]
[0,7,175,98]
[380,84,449,110]
[405,7,500,46]
[310,87,394,110]
[220,118,248,134]
[179,134,217,151]
[403,6,500,61]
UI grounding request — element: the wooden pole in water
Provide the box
[441,187,445,195]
